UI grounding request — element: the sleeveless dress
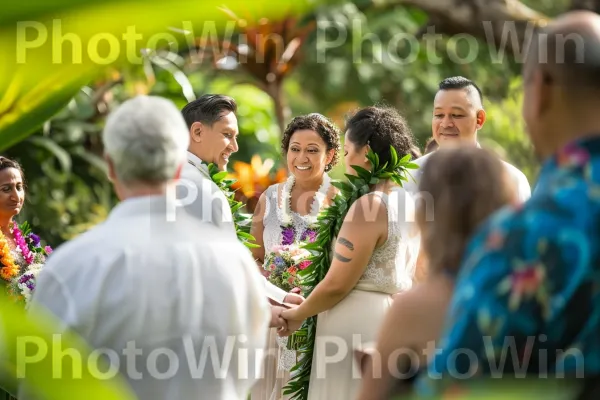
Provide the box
[251,182,328,400]
[306,190,420,400]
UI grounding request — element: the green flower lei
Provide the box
[206,163,259,249]
[284,146,418,399]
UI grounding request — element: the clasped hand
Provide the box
[270,292,305,336]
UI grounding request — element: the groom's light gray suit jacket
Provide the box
[178,152,288,303]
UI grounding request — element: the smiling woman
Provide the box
[249,113,341,400]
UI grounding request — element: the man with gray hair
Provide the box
[23,95,271,399]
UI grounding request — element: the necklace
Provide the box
[280,173,331,245]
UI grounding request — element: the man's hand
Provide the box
[283,292,304,305]
[270,306,288,329]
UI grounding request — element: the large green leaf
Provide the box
[0,0,315,150]
[0,291,136,398]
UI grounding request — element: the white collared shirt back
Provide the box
[23,195,270,400]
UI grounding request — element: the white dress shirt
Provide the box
[404,151,531,202]
[23,195,270,400]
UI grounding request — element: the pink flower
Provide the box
[44,246,53,255]
[12,226,34,264]
[287,276,295,285]
[298,260,312,270]
[511,265,545,297]
[557,143,590,168]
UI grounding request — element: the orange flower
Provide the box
[228,155,287,199]
[0,231,19,282]
[287,266,298,275]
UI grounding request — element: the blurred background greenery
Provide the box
[1,0,589,247]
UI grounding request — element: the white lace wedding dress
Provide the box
[251,176,331,400]
[306,189,420,400]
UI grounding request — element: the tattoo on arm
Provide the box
[334,252,352,263]
[338,237,354,251]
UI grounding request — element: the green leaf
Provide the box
[331,181,353,193]
[0,291,136,399]
[211,171,228,183]
[0,0,315,150]
[390,145,399,166]
[27,136,72,174]
[351,165,371,180]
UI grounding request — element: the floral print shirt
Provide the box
[416,136,600,395]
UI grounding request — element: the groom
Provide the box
[178,94,304,318]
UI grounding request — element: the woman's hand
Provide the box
[281,307,301,322]
[278,307,304,336]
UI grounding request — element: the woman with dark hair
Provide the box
[281,106,422,399]
[0,156,51,399]
[250,113,341,400]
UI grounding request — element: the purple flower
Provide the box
[301,229,317,243]
[274,256,285,267]
[28,233,41,247]
[281,226,295,246]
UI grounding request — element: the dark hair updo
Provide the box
[281,113,341,172]
[345,106,416,166]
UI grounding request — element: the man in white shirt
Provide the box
[179,95,304,310]
[405,76,531,202]
[23,96,271,399]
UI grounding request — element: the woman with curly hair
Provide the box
[250,113,342,400]
[281,106,422,399]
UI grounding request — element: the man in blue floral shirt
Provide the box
[416,10,600,394]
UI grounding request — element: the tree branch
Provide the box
[372,0,550,55]
[569,0,600,13]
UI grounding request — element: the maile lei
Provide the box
[283,147,418,399]
[205,163,260,249]
[0,221,52,305]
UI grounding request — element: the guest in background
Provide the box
[417,11,600,395]
[405,77,530,202]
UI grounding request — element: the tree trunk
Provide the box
[267,78,287,135]
[375,0,549,56]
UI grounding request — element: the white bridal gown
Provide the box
[251,181,327,400]
[307,189,420,400]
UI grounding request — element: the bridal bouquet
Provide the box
[263,244,312,294]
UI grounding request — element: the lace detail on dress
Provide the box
[356,190,419,294]
[262,183,316,372]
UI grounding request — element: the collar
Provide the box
[107,195,169,222]
[187,151,210,178]
[538,134,600,181]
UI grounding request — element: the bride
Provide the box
[249,113,341,400]
[281,106,422,399]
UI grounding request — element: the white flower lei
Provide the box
[281,172,331,227]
